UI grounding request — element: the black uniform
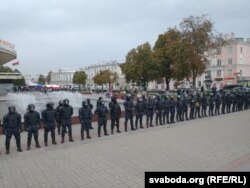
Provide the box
[42,102,57,146]
[163,96,170,124]
[155,96,164,125]
[95,100,109,137]
[195,94,201,118]
[123,95,135,131]
[87,98,94,129]
[201,95,208,117]
[109,97,122,134]
[176,97,183,122]
[55,100,63,135]
[182,96,189,120]
[208,95,215,116]
[146,97,155,128]
[3,106,23,154]
[169,97,176,123]
[135,98,145,129]
[215,95,221,115]
[79,101,92,140]
[189,95,195,119]
[24,104,41,150]
[60,99,74,143]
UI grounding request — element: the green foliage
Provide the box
[13,76,26,86]
[46,71,52,84]
[120,42,157,90]
[0,66,14,72]
[37,74,46,85]
[93,69,116,86]
[73,71,88,88]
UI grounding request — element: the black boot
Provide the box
[104,127,109,136]
[35,136,41,148]
[111,129,114,135]
[16,137,22,152]
[5,138,10,154]
[98,127,101,137]
[52,132,57,145]
[27,137,31,150]
[86,129,91,139]
[68,127,74,142]
[44,132,48,146]
[81,130,84,140]
[125,123,127,132]
[117,127,121,133]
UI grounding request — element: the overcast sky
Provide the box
[1,0,250,75]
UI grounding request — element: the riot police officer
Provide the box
[176,96,183,122]
[109,96,122,134]
[60,99,74,143]
[215,94,221,115]
[189,94,195,120]
[96,96,103,108]
[146,96,155,128]
[55,100,63,135]
[182,95,189,121]
[163,95,170,124]
[3,106,23,154]
[208,94,215,116]
[95,100,109,137]
[86,98,94,129]
[201,93,208,117]
[123,94,135,131]
[195,93,201,118]
[42,102,57,146]
[79,101,92,140]
[24,104,41,150]
[135,97,145,129]
[155,95,164,125]
[169,96,176,123]
[221,92,226,114]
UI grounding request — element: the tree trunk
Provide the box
[165,78,170,91]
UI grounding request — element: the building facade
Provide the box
[50,68,76,87]
[202,36,250,89]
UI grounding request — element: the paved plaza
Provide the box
[0,110,250,188]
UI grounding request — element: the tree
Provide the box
[93,69,116,91]
[179,14,225,88]
[38,74,46,85]
[13,76,26,86]
[0,66,14,72]
[120,42,157,90]
[73,70,88,89]
[153,28,186,90]
[46,71,52,84]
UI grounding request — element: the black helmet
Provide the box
[46,102,54,109]
[8,106,16,114]
[126,94,131,100]
[28,104,35,112]
[63,99,69,106]
[59,100,63,106]
[111,96,116,102]
[87,98,91,104]
[98,96,103,100]
[82,100,87,107]
[100,100,105,106]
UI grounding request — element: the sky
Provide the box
[1,0,250,75]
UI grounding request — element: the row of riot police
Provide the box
[122,91,250,131]
[1,99,76,154]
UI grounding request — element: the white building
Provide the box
[83,61,126,90]
[50,68,76,87]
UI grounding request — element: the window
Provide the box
[228,58,232,65]
[227,69,232,76]
[228,46,233,53]
[217,59,222,66]
[217,70,222,77]
[240,47,243,54]
[216,49,221,55]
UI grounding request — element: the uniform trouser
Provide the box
[170,109,175,123]
[135,114,143,128]
[209,106,214,116]
[61,119,73,141]
[81,121,90,140]
[5,128,21,151]
[201,106,207,117]
[195,107,201,118]
[221,104,226,114]
[27,126,39,146]
[232,103,237,112]
[182,109,188,120]
[56,118,61,134]
[124,113,134,131]
[190,107,195,119]
[215,106,220,115]
[98,118,108,137]
[146,112,153,127]
[163,109,169,124]
[226,104,231,113]
[176,111,182,122]
[111,116,120,131]
[156,110,163,125]
[44,123,56,144]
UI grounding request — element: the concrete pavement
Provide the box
[0,110,250,187]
